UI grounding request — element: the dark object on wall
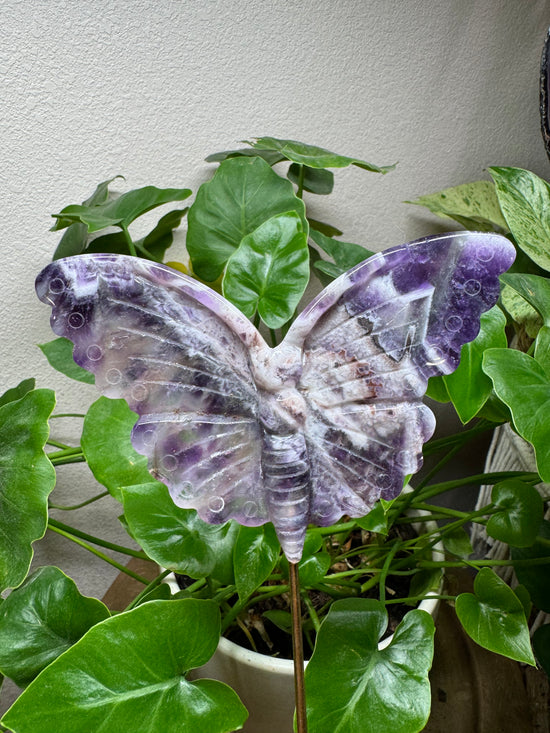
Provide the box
[540,26,550,161]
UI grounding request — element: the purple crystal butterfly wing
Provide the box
[283,232,515,544]
[36,255,272,528]
[36,232,515,562]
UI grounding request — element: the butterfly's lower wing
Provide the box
[285,232,516,525]
[36,254,269,526]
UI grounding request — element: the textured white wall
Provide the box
[1,0,549,713]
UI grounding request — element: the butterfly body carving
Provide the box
[36,232,515,562]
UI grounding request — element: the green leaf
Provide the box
[425,374,451,403]
[0,390,56,591]
[490,166,550,272]
[455,567,536,665]
[501,284,542,339]
[534,326,550,370]
[52,186,191,234]
[38,338,94,384]
[121,481,238,583]
[52,176,124,255]
[487,480,544,547]
[443,306,507,423]
[356,501,389,535]
[308,218,343,237]
[310,228,373,275]
[187,156,307,282]
[86,208,189,261]
[406,180,508,232]
[512,520,550,612]
[483,348,550,480]
[408,568,444,602]
[205,147,285,166]
[81,397,154,502]
[1,600,247,733]
[137,207,188,261]
[442,527,473,558]
[287,163,334,195]
[305,600,434,733]
[0,380,35,409]
[262,609,292,633]
[248,137,395,173]
[52,222,89,259]
[533,624,550,676]
[222,211,309,328]
[0,566,109,687]
[234,524,280,600]
[501,272,550,326]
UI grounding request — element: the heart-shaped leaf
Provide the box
[483,348,550,480]
[455,567,536,665]
[443,306,507,423]
[0,389,56,591]
[52,186,191,234]
[442,527,473,558]
[490,166,550,272]
[305,599,434,733]
[234,524,280,600]
[248,137,395,173]
[511,520,550,612]
[1,599,247,733]
[81,397,154,501]
[0,566,109,687]
[187,156,307,282]
[0,380,35,409]
[406,179,508,232]
[38,338,95,384]
[122,481,238,583]
[487,480,544,547]
[222,211,309,328]
[356,501,389,535]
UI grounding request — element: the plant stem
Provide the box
[220,585,290,633]
[413,471,538,503]
[49,490,110,510]
[51,413,86,419]
[296,165,305,199]
[422,420,494,457]
[301,590,322,633]
[48,524,151,584]
[385,593,455,605]
[290,562,308,733]
[125,568,172,610]
[419,556,550,569]
[378,541,401,606]
[121,224,137,257]
[48,517,148,559]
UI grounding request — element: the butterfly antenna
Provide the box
[289,561,308,733]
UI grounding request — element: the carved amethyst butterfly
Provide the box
[36,232,515,562]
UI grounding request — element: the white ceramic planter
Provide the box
[165,514,443,733]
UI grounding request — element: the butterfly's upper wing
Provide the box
[36,254,272,527]
[283,232,516,526]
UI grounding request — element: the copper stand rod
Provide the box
[289,561,308,733]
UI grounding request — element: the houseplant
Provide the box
[0,138,547,733]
